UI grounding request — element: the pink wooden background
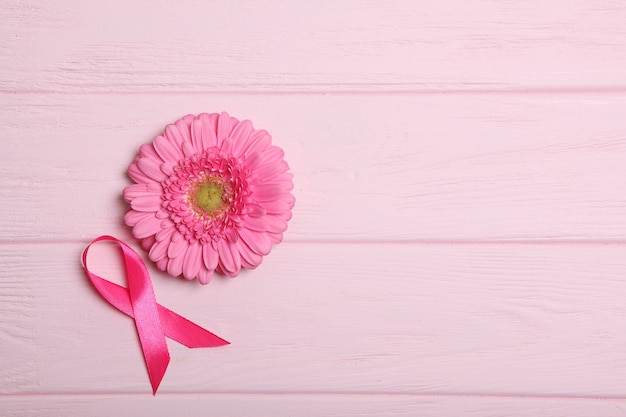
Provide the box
[2,1,626,415]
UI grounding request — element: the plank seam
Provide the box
[5,87,626,96]
[1,391,625,401]
[2,239,626,246]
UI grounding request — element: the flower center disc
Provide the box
[193,180,225,214]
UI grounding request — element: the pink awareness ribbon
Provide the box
[81,235,229,394]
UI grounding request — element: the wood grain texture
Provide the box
[3,394,626,417]
[3,243,626,397]
[2,0,626,416]
[1,93,626,242]
[2,0,626,92]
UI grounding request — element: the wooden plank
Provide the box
[2,394,626,417]
[2,242,626,396]
[2,0,626,92]
[1,93,626,241]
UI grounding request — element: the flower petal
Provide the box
[182,114,196,124]
[253,184,289,203]
[176,116,193,144]
[236,239,263,269]
[124,210,153,227]
[130,195,162,212]
[139,143,161,161]
[153,134,182,164]
[190,117,204,152]
[238,228,272,256]
[137,157,167,182]
[260,176,294,193]
[182,141,195,157]
[167,253,185,277]
[155,223,176,242]
[168,235,189,259]
[216,111,232,145]
[124,184,157,201]
[220,136,234,154]
[260,145,285,164]
[198,113,218,149]
[160,162,173,176]
[244,216,269,232]
[230,120,254,145]
[141,235,156,252]
[165,123,185,149]
[128,160,152,184]
[265,214,288,233]
[149,237,170,261]
[156,257,168,271]
[250,160,289,181]
[147,182,163,192]
[133,215,161,239]
[156,208,169,219]
[217,239,241,276]
[202,243,219,270]
[183,241,202,280]
[197,267,214,285]
[267,232,283,244]
[246,203,266,217]
[242,129,271,158]
[222,120,254,155]
[258,199,291,214]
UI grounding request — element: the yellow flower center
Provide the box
[193,180,225,214]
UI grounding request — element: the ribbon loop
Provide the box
[82,235,229,394]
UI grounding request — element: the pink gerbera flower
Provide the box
[123,112,295,284]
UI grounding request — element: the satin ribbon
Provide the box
[81,235,229,394]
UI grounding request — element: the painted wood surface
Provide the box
[4,243,626,396]
[3,0,626,92]
[2,1,626,416]
[2,94,626,242]
[4,395,626,417]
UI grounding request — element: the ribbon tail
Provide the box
[120,237,172,395]
[132,290,170,394]
[141,339,170,395]
[158,305,230,348]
